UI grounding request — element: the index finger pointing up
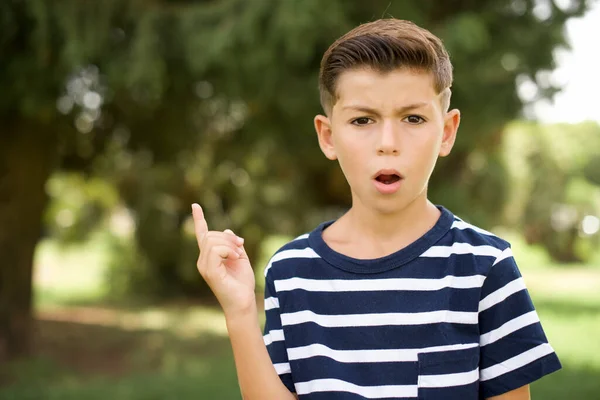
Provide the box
[192,203,209,246]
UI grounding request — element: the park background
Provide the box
[1,0,599,399]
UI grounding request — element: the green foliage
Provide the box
[503,121,600,263]
[583,154,600,185]
[1,0,592,298]
[43,173,120,244]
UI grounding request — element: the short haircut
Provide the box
[318,19,453,115]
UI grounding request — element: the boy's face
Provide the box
[314,68,460,215]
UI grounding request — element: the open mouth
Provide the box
[375,173,401,185]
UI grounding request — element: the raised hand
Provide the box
[192,203,256,318]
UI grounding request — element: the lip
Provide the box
[372,169,403,180]
[373,169,404,195]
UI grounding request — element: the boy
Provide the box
[193,18,561,400]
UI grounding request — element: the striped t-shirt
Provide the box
[262,206,561,399]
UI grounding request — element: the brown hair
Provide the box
[319,19,453,115]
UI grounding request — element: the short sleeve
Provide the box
[263,271,296,393]
[478,247,561,398]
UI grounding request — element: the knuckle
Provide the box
[208,245,225,258]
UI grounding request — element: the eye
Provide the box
[351,117,373,126]
[404,115,425,124]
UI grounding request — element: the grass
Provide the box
[0,329,241,400]
[528,291,600,399]
[1,237,599,399]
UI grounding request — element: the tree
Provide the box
[503,121,600,263]
[0,0,590,361]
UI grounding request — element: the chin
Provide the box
[370,198,410,215]
[351,188,418,215]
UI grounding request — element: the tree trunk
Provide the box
[0,122,57,362]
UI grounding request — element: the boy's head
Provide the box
[313,19,460,214]
[318,19,453,117]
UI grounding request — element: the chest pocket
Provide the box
[417,346,480,400]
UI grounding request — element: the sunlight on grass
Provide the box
[33,236,109,307]
[534,295,600,369]
[38,305,230,340]
[523,267,600,296]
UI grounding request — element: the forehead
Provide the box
[334,68,438,111]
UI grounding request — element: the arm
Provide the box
[487,385,530,400]
[227,306,296,400]
[192,204,295,400]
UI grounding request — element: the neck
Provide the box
[345,194,441,249]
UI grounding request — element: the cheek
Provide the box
[407,136,441,173]
[332,135,365,181]
[335,146,357,176]
[331,128,357,159]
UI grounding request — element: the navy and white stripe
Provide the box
[262,206,561,399]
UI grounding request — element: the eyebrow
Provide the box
[342,102,430,115]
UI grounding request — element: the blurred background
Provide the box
[1,0,599,399]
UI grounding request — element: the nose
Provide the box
[376,121,400,155]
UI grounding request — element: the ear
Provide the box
[439,109,460,157]
[314,114,337,160]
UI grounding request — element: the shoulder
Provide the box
[449,210,507,243]
[446,211,511,252]
[434,209,516,275]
